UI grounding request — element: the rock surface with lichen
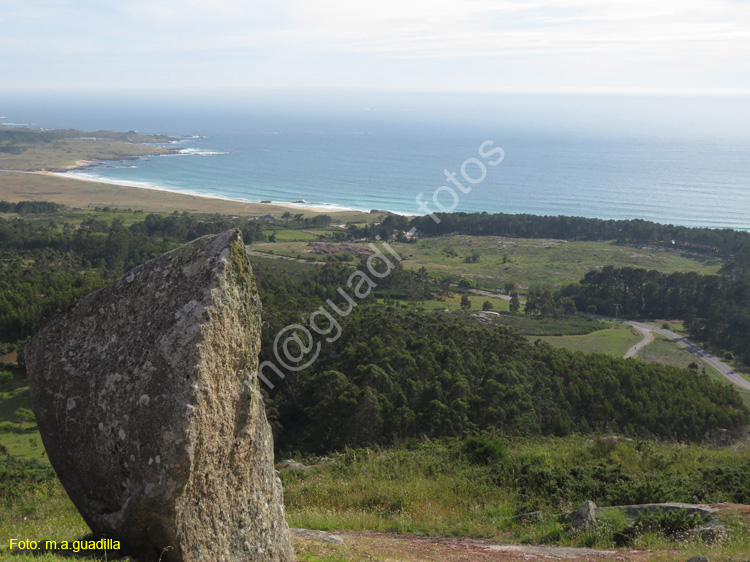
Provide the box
[26,229,295,562]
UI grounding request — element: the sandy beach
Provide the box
[0,169,371,220]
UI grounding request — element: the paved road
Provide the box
[623,323,653,359]
[622,319,750,391]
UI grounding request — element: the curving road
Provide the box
[622,320,750,391]
[476,298,750,391]
[623,323,653,359]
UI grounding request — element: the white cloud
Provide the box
[1,0,749,93]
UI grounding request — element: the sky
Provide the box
[1,0,750,95]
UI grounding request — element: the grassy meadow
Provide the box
[253,234,721,292]
[534,322,642,357]
[638,334,703,369]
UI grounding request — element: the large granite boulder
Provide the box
[26,229,295,562]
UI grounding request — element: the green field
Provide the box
[268,227,349,242]
[253,235,722,292]
[534,322,642,357]
[488,313,610,336]
[642,321,690,337]
[408,294,511,313]
[637,334,699,369]
[394,236,722,290]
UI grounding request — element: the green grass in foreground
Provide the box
[0,483,98,561]
[533,322,641,357]
[3,436,750,560]
[282,436,750,555]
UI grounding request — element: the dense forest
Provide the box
[1,204,748,455]
[251,259,748,453]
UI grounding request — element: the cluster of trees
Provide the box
[249,258,748,451]
[349,212,750,258]
[524,288,577,317]
[127,212,264,244]
[0,201,63,214]
[0,257,106,340]
[279,211,333,228]
[0,129,53,154]
[568,264,750,364]
[0,210,266,341]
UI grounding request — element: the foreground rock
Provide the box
[562,501,723,540]
[26,229,294,562]
[567,501,597,530]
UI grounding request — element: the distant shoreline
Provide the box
[0,124,375,218]
[40,168,357,214]
[0,169,372,220]
[51,152,411,216]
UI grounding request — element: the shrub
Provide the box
[698,462,750,503]
[0,447,55,501]
[462,435,507,465]
[636,508,707,536]
[0,370,13,389]
[613,508,708,546]
[457,278,475,289]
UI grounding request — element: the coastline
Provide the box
[40,169,358,214]
[0,132,373,219]
[37,149,410,217]
[0,168,372,220]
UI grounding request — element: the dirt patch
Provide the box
[0,351,17,363]
[293,530,663,562]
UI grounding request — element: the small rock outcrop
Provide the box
[289,528,345,545]
[26,230,294,562]
[277,459,310,471]
[568,501,598,530]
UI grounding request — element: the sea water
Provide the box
[1,93,748,230]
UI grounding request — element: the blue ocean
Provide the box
[2,93,749,229]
